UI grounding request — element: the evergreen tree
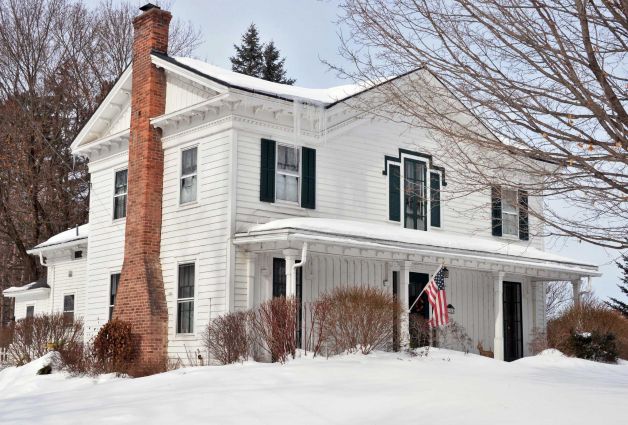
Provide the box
[606,254,628,318]
[262,41,295,85]
[230,23,264,78]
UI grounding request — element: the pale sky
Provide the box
[93,0,624,301]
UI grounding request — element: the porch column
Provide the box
[245,252,257,309]
[571,278,581,307]
[493,271,504,361]
[283,249,298,297]
[399,261,411,349]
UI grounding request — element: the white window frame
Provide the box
[501,188,519,238]
[400,153,431,231]
[63,293,75,322]
[112,168,128,221]
[176,261,197,335]
[26,305,35,318]
[179,146,198,205]
[109,272,121,321]
[275,143,301,205]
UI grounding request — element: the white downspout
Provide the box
[291,242,309,294]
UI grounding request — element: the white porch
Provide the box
[233,218,600,360]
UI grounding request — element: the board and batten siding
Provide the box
[249,251,537,356]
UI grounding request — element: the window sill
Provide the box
[174,332,196,340]
[500,234,521,241]
[178,201,200,211]
[112,217,126,225]
[266,200,306,211]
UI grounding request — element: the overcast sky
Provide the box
[94,0,624,300]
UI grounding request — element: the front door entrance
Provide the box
[409,272,430,347]
[272,257,303,348]
[503,281,523,362]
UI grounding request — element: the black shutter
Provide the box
[389,164,400,221]
[491,186,502,236]
[301,147,316,209]
[260,139,276,202]
[518,190,529,241]
[430,172,441,227]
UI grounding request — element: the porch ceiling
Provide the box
[234,218,600,281]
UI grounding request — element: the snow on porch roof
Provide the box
[236,218,600,276]
[27,223,89,254]
[3,278,50,298]
[157,53,384,106]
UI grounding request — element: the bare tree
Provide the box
[546,282,572,318]
[333,0,627,249]
[0,0,202,320]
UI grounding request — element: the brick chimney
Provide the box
[114,3,171,373]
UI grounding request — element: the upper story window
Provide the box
[387,152,443,231]
[491,186,529,240]
[109,273,120,321]
[276,144,300,203]
[180,147,198,204]
[63,294,75,323]
[113,169,128,220]
[177,263,195,334]
[259,139,316,209]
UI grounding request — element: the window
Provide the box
[74,250,83,259]
[180,147,198,204]
[63,294,75,322]
[501,188,519,236]
[276,144,300,203]
[113,169,128,220]
[109,273,120,320]
[26,305,34,318]
[177,263,195,333]
[404,158,427,230]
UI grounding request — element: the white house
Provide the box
[4,4,599,363]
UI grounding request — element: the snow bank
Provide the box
[1,349,626,425]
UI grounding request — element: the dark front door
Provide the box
[272,257,303,348]
[503,281,523,362]
[409,272,430,347]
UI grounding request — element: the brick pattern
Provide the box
[113,7,172,373]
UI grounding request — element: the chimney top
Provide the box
[139,3,161,12]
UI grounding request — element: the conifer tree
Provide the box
[230,23,265,78]
[262,41,295,85]
[606,254,628,318]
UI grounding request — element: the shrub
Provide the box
[202,311,250,365]
[433,321,473,353]
[568,331,617,363]
[92,319,137,374]
[250,297,298,363]
[318,286,402,355]
[0,325,13,348]
[7,313,83,366]
[528,327,548,355]
[547,300,628,361]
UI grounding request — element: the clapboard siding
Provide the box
[160,129,232,360]
[234,121,544,251]
[164,74,214,114]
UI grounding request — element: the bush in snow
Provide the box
[547,300,628,362]
[202,311,251,365]
[6,313,83,366]
[317,286,402,355]
[250,297,299,363]
[433,321,473,353]
[568,331,618,363]
[92,319,138,374]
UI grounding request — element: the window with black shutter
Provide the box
[109,273,120,321]
[518,190,529,241]
[492,186,530,240]
[491,186,503,236]
[301,147,316,209]
[389,165,400,221]
[404,159,427,231]
[430,172,441,228]
[260,139,276,202]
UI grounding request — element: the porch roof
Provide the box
[234,218,600,278]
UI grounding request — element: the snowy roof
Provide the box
[28,224,89,253]
[3,278,50,297]
[158,53,377,106]
[237,218,599,275]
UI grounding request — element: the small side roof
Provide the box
[27,224,89,254]
[3,277,50,298]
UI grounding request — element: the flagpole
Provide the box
[407,263,444,313]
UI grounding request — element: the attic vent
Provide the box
[74,250,83,259]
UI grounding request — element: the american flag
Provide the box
[426,266,449,328]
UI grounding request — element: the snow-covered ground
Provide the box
[0,349,626,425]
